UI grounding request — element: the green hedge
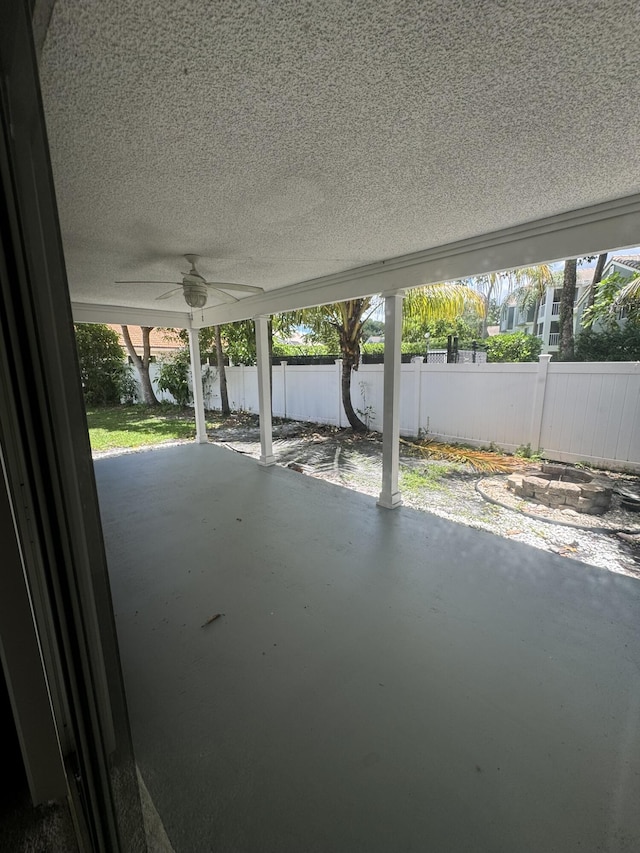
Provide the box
[156,350,192,406]
[574,325,640,361]
[272,342,333,357]
[483,332,542,363]
[272,340,484,358]
[74,323,130,406]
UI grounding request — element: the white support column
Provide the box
[378,291,404,509]
[529,353,552,452]
[255,315,275,466]
[281,360,288,420]
[412,356,424,437]
[541,290,553,351]
[188,327,208,444]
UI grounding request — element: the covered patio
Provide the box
[96,442,640,852]
[10,2,638,847]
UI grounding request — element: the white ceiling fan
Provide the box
[115,254,265,308]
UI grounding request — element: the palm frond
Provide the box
[401,438,520,473]
[293,304,340,333]
[613,274,640,308]
[512,284,537,311]
[515,264,554,286]
[468,272,507,299]
[403,282,484,324]
[496,264,555,311]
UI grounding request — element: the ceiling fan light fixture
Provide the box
[183,282,208,309]
[114,254,264,307]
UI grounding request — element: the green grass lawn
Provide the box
[86,405,203,451]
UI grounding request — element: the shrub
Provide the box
[156,349,191,406]
[224,321,257,365]
[574,325,640,361]
[120,365,140,405]
[484,332,542,363]
[426,337,480,351]
[272,342,333,357]
[74,323,128,406]
[362,342,435,356]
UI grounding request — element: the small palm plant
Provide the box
[293,283,484,432]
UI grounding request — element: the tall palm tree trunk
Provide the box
[214,325,230,415]
[341,357,367,432]
[481,293,490,338]
[558,259,577,361]
[338,301,368,432]
[587,253,608,308]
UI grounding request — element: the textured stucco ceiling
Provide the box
[39,0,640,320]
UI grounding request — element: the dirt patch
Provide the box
[207,418,640,580]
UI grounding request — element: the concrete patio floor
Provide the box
[95,443,640,853]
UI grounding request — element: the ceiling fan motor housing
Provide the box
[183,281,208,308]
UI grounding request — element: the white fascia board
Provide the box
[71,302,192,328]
[191,193,640,328]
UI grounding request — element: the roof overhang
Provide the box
[71,302,192,328]
[193,194,640,327]
[39,1,640,327]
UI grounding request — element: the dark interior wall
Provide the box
[1,3,146,848]
[0,663,77,853]
[0,661,28,810]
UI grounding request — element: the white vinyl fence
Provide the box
[147,358,640,471]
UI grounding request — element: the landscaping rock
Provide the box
[521,476,547,498]
[541,463,568,478]
[541,463,591,484]
[507,466,612,514]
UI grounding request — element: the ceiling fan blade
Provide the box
[155,288,183,300]
[206,281,265,294]
[115,280,181,285]
[208,289,239,304]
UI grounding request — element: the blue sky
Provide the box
[557,246,640,270]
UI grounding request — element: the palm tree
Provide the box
[459,265,554,338]
[558,259,577,360]
[295,283,484,432]
[509,264,555,334]
[586,253,609,308]
[213,325,231,415]
[613,273,640,310]
[468,272,508,338]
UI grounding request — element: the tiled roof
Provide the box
[108,325,183,353]
[611,255,640,271]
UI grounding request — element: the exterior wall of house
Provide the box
[606,260,640,279]
[500,283,589,354]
